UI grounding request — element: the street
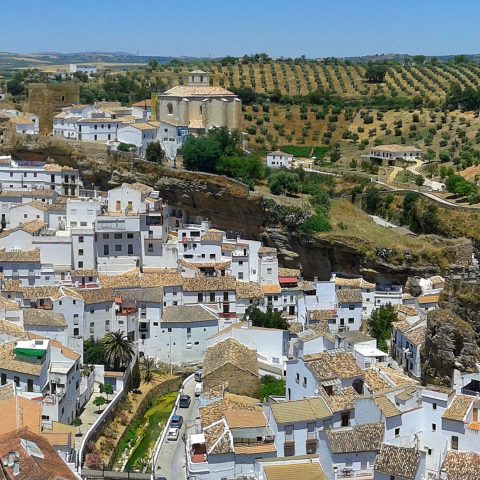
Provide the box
[154,376,197,480]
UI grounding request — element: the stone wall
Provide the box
[204,365,260,398]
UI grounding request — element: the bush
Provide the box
[268,171,301,195]
[299,212,331,235]
[256,375,285,400]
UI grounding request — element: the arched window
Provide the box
[167,103,173,115]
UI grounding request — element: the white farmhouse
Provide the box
[266,151,293,169]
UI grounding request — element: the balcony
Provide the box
[335,468,373,479]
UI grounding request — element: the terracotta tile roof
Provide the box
[373,395,401,418]
[0,190,55,198]
[0,396,41,436]
[235,281,263,299]
[179,259,231,271]
[77,288,113,305]
[235,443,276,455]
[182,275,236,292]
[71,269,98,277]
[224,409,266,429]
[0,320,26,338]
[395,305,419,318]
[0,427,76,479]
[0,220,47,240]
[163,85,236,97]
[442,395,474,422]
[261,284,282,295]
[0,383,15,402]
[99,271,141,288]
[375,444,421,479]
[8,116,34,125]
[0,248,40,263]
[128,182,153,195]
[203,338,258,378]
[131,99,153,107]
[200,397,261,428]
[0,341,44,375]
[335,277,375,289]
[278,267,300,278]
[309,309,337,321]
[364,368,391,392]
[442,450,480,480]
[336,288,362,304]
[376,366,418,387]
[303,351,363,381]
[126,122,156,131]
[141,272,182,288]
[203,421,233,455]
[288,322,303,334]
[404,324,427,346]
[162,305,218,323]
[325,423,384,453]
[22,309,66,328]
[264,462,327,480]
[221,242,237,252]
[270,397,331,424]
[0,296,20,311]
[326,387,358,413]
[201,230,224,242]
[418,295,439,304]
[258,246,277,255]
[17,286,83,302]
[394,386,418,402]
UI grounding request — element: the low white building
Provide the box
[266,151,293,169]
[117,122,160,156]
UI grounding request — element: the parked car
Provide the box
[167,428,179,441]
[179,394,191,408]
[170,415,183,429]
[194,369,203,382]
[194,382,203,397]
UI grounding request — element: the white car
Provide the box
[194,382,203,397]
[167,428,179,441]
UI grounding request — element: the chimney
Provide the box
[13,459,19,476]
[7,451,14,467]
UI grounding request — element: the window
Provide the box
[433,402,437,410]
[79,236,84,243]
[198,293,203,302]
[115,201,121,211]
[209,254,215,259]
[341,412,349,427]
[348,318,354,324]
[127,233,133,239]
[78,261,83,268]
[432,423,436,432]
[238,272,244,280]
[128,244,133,255]
[395,428,400,437]
[94,134,97,141]
[104,245,109,255]
[167,103,173,115]
[209,292,215,302]
[303,376,307,387]
[427,448,432,456]
[451,436,458,450]
[74,328,79,336]
[115,244,122,252]
[167,328,172,333]
[27,379,33,392]
[295,373,300,384]
[267,268,272,274]
[78,249,84,256]
[14,376,20,387]
[114,233,122,239]
[102,233,109,239]
[0,374,6,385]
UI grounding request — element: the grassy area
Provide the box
[280,145,314,157]
[124,391,177,472]
[321,199,451,266]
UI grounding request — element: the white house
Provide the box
[266,151,293,169]
[117,122,160,156]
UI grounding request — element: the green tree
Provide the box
[131,359,141,391]
[6,78,24,96]
[256,375,286,400]
[413,55,426,65]
[364,62,388,83]
[99,383,114,401]
[93,396,107,412]
[364,187,381,214]
[415,175,425,186]
[368,304,398,352]
[246,306,289,330]
[145,141,164,163]
[73,417,82,436]
[268,171,301,195]
[141,357,156,384]
[83,340,105,365]
[101,331,135,371]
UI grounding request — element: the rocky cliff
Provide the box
[422,281,480,385]
[4,136,474,282]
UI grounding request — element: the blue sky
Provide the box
[1,0,480,58]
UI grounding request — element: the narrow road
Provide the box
[154,376,196,480]
[387,166,402,184]
[406,159,445,191]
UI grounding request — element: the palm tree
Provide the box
[101,331,135,371]
[141,357,156,384]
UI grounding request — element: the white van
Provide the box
[194,382,203,397]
